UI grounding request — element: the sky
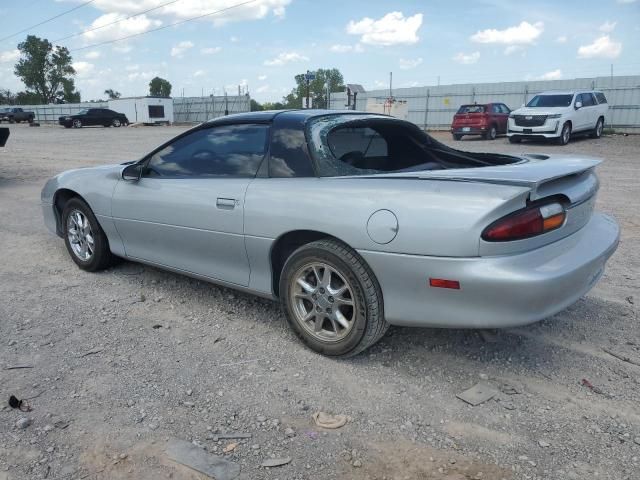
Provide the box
[0,0,638,102]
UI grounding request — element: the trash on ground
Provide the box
[8,395,31,412]
[166,438,240,480]
[16,417,32,429]
[5,364,34,370]
[456,382,498,406]
[223,442,238,453]
[312,411,348,429]
[213,433,252,441]
[499,383,522,395]
[261,457,291,468]
[581,378,605,394]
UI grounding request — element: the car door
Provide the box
[85,109,100,126]
[582,93,598,129]
[574,94,590,131]
[111,123,270,286]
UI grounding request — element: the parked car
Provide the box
[508,90,608,145]
[451,103,510,140]
[1,107,35,123]
[41,110,619,357]
[58,108,129,128]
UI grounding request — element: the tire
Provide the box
[279,239,388,357]
[452,134,462,141]
[508,136,521,144]
[72,119,82,128]
[590,117,604,138]
[112,118,122,127]
[557,122,571,145]
[484,125,497,140]
[63,125,71,129]
[62,197,113,272]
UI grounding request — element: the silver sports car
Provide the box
[41,110,620,357]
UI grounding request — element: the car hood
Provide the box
[511,106,570,116]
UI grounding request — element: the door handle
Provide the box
[216,197,236,209]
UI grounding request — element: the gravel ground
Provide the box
[1,124,638,480]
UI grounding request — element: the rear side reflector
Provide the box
[482,201,566,242]
[429,278,461,289]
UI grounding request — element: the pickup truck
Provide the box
[1,107,35,123]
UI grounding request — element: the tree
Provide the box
[261,101,285,110]
[149,77,172,97]
[250,99,263,111]
[104,89,121,99]
[281,68,345,109]
[0,89,16,104]
[14,35,79,104]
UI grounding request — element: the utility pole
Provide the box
[389,72,392,97]
[610,63,613,87]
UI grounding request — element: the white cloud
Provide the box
[127,70,155,81]
[83,13,161,42]
[230,36,239,42]
[0,49,20,62]
[201,46,222,54]
[256,84,270,93]
[72,61,95,77]
[452,51,480,64]
[193,70,205,77]
[258,74,267,80]
[84,50,101,59]
[599,21,617,33]
[346,11,423,46]
[112,44,132,53]
[125,64,139,71]
[171,40,194,57]
[556,35,567,43]
[399,57,423,69]
[470,21,544,45]
[538,69,562,80]
[577,35,622,59]
[330,43,364,53]
[264,51,309,66]
[504,45,524,55]
[90,0,291,26]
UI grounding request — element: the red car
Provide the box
[451,103,511,140]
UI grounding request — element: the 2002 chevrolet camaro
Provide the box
[41,110,620,357]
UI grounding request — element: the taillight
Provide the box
[482,202,566,242]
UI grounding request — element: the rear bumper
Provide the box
[358,213,619,328]
[451,126,488,135]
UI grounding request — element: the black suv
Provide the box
[58,108,129,128]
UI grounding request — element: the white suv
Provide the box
[507,90,608,145]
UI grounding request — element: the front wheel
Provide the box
[111,118,122,127]
[62,198,113,271]
[72,119,82,128]
[557,122,571,145]
[280,239,388,357]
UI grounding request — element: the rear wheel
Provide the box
[72,119,82,128]
[112,118,122,127]
[590,117,604,138]
[508,136,521,144]
[62,198,113,271]
[557,122,571,145]
[280,239,388,357]
[484,125,497,140]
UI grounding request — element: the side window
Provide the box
[269,128,316,178]
[491,104,501,113]
[595,92,607,104]
[582,93,595,107]
[500,104,510,114]
[145,124,269,178]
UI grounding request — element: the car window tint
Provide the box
[326,127,388,160]
[500,104,510,113]
[457,105,486,114]
[581,93,595,106]
[269,128,316,178]
[145,124,269,178]
[595,92,607,104]
[491,104,501,113]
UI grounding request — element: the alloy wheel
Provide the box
[66,210,94,261]
[290,262,356,342]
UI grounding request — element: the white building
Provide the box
[108,96,174,124]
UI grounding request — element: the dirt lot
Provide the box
[1,124,638,480]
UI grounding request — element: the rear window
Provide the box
[595,92,607,104]
[526,94,573,108]
[457,105,486,114]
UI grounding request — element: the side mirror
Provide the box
[575,101,582,109]
[122,163,142,181]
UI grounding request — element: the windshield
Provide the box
[457,105,486,114]
[526,94,573,108]
[77,109,89,115]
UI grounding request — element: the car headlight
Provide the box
[65,117,72,120]
[547,114,562,119]
[508,114,515,119]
